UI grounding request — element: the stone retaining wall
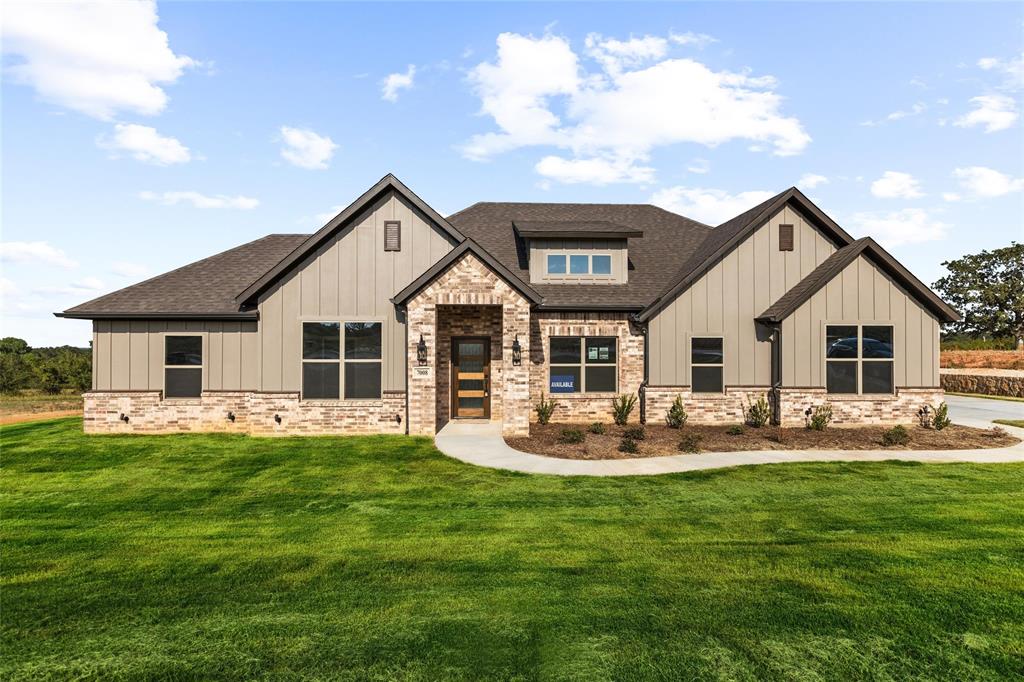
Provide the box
[940,371,1024,398]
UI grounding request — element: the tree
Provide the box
[933,242,1024,349]
[0,337,33,393]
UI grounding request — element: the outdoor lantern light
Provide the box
[512,334,522,366]
[417,334,428,366]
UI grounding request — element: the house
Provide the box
[58,174,959,436]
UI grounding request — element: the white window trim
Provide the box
[548,335,618,394]
[689,335,725,394]
[300,319,384,401]
[163,333,204,400]
[823,322,896,395]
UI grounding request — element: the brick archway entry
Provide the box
[405,253,531,436]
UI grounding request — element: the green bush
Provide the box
[588,422,606,435]
[623,425,646,441]
[805,404,833,431]
[612,393,637,426]
[727,425,745,436]
[932,402,951,430]
[558,428,585,444]
[745,396,771,428]
[665,394,687,428]
[882,425,911,446]
[535,394,557,425]
[940,336,1017,351]
[618,438,639,454]
[678,434,702,453]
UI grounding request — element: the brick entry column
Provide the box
[404,253,532,437]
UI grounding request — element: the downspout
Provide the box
[402,305,410,435]
[632,314,649,425]
[769,322,782,426]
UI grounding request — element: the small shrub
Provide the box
[623,425,646,441]
[678,433,702,453]
[665,395,688,428]
[882,425,910,446]
[535,393,557,425]
[745,395,771,428]
[917,405,934,428]
[769,427,787,444]
[558,428,584,444]
[932,402,951,431]
[805,404,833,431]
[612,393,638,426]
[990,426,1007,438]
[618,438,639,454]
[588,422,606,435]
[727,425,745,436]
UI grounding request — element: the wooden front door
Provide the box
[452,337,491,419]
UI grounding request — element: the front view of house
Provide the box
[60,174,959,436]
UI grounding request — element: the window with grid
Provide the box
[545,254,613,277]
[302,322,382,399]
[691,337,724,393]
[825,325,894,394]
[549,336,617,393]
[164,335,202,398]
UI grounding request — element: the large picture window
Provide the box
[549,336,617,393]
[826,324,894,394]
[164,335,202,398]
[691,337,724,393]
[302,322,382,399]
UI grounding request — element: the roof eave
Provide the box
[55,311,259,321]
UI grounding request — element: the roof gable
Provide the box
[236,174,464,305]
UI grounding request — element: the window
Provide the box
[826,324,894,394]
[779,224,794,251]
[691,337,723,393]
[549,336,617,393]
[302,322,382,399]
[545,253,614,277]
[164,335,202,398]
[384,220,401,251]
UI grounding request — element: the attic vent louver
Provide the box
[384,220,401,251]
[779,224,794,251]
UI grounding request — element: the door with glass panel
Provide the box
[452,337,491,419]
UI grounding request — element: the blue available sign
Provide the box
[550,375,575,393]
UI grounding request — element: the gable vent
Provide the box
[384,220,401,251]
[779,224,794,251]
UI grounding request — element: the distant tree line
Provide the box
[0,337,91,394]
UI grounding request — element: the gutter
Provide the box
[54,311,259,320]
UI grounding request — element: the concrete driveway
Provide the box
[945,394,1024,427]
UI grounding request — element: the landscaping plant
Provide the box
[611,393,637,426]
[588,422,606,435]
[535,393,557,425]
[618,437,639,454]
[623,425,646,441]
[745,396,771,428]
[665,395,688,428]
[806,404,833,431]
[678,433,702,453]
[882,425,911,446]
[727,425,745,436]
[932,402,951,430]
[558,428,584,444]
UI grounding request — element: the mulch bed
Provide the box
[507,422,1020,459]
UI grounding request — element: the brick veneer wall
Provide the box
[406,253,531,436]
[82,390,406,435]
[528,311,645,424]
[644,387,769,426]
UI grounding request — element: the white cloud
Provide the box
[381,65,416,102]
[952,166,1024,198]
[976,52,1024,91]
[462,32,809,184]
[278,126,337,170]
[34,277,106,296]
[669,32,718,49]
[871,171,924,199]
[313,205,345,227]
[686,158,710,174]
[139,191,259,210]
[535,155,654,185]
[942,192,961,202]
[798,173,829,189]
[1,0,196,119]
[847,208,948,247]
[111,262,150,278]
[887,102,927,120]
[954,95,1018,132]
[650,186,775,225]
[97,123,191,165]
[0,241,77,268]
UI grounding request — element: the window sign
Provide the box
[550,374,576,393]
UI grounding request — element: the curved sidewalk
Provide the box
[434,420,1024,477]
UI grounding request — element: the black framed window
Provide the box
[825,324,894,394]
[344,322,382,399]
[302,322,340,399]
[691,337,723,393]
[549,336,617,393]
[302,322,383,399]
[164,335,202,398]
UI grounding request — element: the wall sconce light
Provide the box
[227,411,236,422]
[417,334,428,366]
[119,413,129,423]
[274,414,282,424]
[395,413,402,424]
[511,334,522,366]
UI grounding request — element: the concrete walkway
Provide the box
[434,405,1024,477]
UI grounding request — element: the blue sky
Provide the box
[2,1,1022,346]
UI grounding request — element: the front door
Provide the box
[452,337,491,419]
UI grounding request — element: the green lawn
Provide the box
[3,419,1023,680]
[994,419,1024,429]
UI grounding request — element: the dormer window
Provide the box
[546,253,613,277]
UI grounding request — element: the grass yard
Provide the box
[0,390,83,425]
[3,419,1024,680]
[994,419,1024,429]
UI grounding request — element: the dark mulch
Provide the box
[507,422,1020,459]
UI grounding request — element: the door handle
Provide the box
[484,375,489,397]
